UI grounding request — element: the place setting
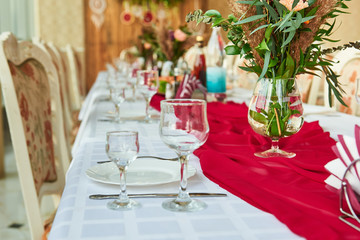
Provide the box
[86,98,227,212]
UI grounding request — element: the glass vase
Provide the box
[248,78,304,158]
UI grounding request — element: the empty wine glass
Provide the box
[109,87,126,123]
[137,70,159,123]
[159,99,209,212]
[105,131,140,210]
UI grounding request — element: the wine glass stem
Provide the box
[118,166,129,203]
[271,139,279,152]
[115,105,120,122]
[145,98,151,122]
[176,154,191,203]
[132,86,136,100]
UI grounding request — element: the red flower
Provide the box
[44,120,52,144]
[9,62,17,76]
[20,63,34,79]
[19,93,29,121]
[47,101,51,115]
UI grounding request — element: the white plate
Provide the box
[86,159,196,186]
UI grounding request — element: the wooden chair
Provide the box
[74,47,86,95]
[296,72,322,105]
[324,48,360,115]
[232,56,258,90]
[0,32,69,240]
[61,45,82,114]
[33,40,75,154]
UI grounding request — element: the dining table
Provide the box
[48,71,360,240]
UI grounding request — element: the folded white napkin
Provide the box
[324,125,360,195]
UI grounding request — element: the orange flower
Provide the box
[279,0,309,11]
[143,42,152,50]
[174,29,187,42]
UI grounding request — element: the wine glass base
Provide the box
[162,198,207,212]
[255,148,296,158]
[107,199,141,211]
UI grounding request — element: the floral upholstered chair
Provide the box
[0,32,69,240]
[232,56,258,90]
[61,45,83,114]
[296,72,322,105]
[33,40,74,154]
[325,48,360,115]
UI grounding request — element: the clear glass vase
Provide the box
[248,78,304,158]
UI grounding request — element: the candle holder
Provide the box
[339,159,360,232]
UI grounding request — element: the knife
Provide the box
[89,192,227,200]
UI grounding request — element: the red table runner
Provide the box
[151,96,360,239]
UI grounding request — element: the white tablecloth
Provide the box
[49,72,358,240]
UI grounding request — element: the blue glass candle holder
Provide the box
[206,67,226,93]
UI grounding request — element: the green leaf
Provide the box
[263,1,279,21]
[259,51,271,79]
[234,14,267,25]
[276,11,294,31]
[228,14,238,23]
[204,10,222,18]
[285,54,295,77]
[250,24,269,36]
[265,25,274,41]
[281,30,296,48]
[256,39,270,52]
[212,17,227,26]
[295,12,302,28]
[237,1,262,6]
[249,110,268,125]
[225,45,241,55]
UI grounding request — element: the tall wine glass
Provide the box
[159,99,209,212]
[137,70,159,123]
[105,131,140,210]
[109,87,126,123]
[248,78,304,158]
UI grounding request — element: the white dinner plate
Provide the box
[86,159,196,186]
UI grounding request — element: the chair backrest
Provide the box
[232,56,258,89]
[74,47,86,95]
[325,48,360,115]
[33,40,74,156]
[296,72,322,105]
[61,45,82,113]
[0,32,69,240]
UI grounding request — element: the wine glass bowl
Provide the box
[105,131,141,210]
[248,78,304,158]
[109,87,126,123]
[137,70,159,122]
[159,99,209,212]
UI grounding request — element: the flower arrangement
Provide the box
[150,21,195,65]
[187,0,356,154]
[186,0,352,106]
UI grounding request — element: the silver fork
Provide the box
[97,155,178,164]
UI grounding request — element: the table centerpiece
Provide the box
[186,0,353,158]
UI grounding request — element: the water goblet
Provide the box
[105,131,141,210]
[137,70,159,123]
[159,99,209,212]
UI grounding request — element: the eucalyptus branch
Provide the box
[321,41,360,55]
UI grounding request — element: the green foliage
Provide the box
[186,0,352,107]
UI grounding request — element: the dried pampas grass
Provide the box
[290,0,338,62]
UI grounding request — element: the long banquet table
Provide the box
[49,72,360,240]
